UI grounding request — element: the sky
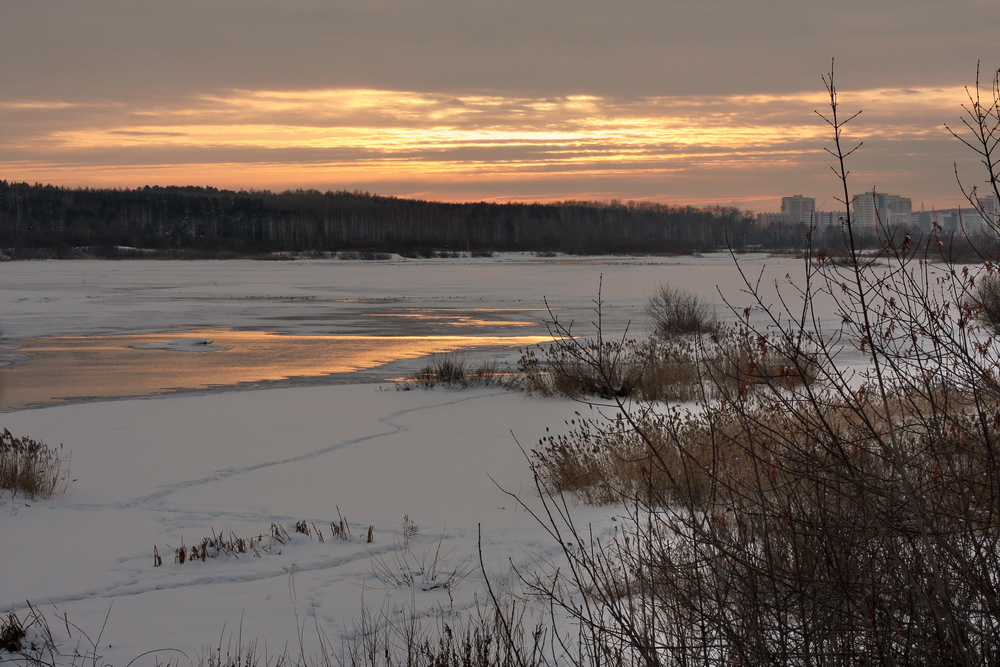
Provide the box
[2,0,997,212]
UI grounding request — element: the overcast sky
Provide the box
[2,0,997,210]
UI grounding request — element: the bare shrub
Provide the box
[517,64,1000,666]
[645,283,718,337]
[516,335,705,402]
[516,324,814,404]
[528,318,1000,663]
[972,271,1000,334]
[0,429,70,499]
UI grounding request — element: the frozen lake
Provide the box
[1,251,830,665]
[0,253,806,410]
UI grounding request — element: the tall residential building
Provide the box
[816,211,839,229]
[851,191,912,229]
[781,195,816,225]
[979,194,999,229]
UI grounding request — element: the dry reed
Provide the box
[0,429,70,499]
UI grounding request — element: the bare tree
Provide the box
[516,63,1000,666]
[947,63,1000,245]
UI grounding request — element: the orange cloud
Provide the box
[0,85,971,208]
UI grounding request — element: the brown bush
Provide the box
[645,283,719,337]
[515,326,815,405]
[520,66,1000,666]
[971,271,1000,335]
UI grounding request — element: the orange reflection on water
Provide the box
[0,329,550,411]
[371,310,536,327]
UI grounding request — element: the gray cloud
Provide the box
[2,0,992,103]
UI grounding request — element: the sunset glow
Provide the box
[3,0,993,210]
[0,85,970,208]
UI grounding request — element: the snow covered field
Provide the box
[0,253,806,664]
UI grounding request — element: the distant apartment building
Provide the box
[816,211,839,228]
[924,195,1000,236]
[755,191,996,238]
[781,195,816,225]
[912,211,933,233]
[756,212,787,228]
[757,196,835,229]
[851,191,912,230]
[758,197,835,229]
[979,194,999,230]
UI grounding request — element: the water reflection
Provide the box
[371,309,538,327]
[0,328,549,411]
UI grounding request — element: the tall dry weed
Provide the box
[516,326,815,405]
[0,429,70,500]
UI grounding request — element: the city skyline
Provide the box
[2,1,995,210]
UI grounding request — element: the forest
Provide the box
[0,181,815,257]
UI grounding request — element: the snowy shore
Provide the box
[0,253,802,664]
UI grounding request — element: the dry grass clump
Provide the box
[164,525,286,566]
[535,381,1000,512]
[533,408,716,505]
[0,605,59,662]
[1,612,28,654]
[516,337,705,403]
[645,283,719,337]
[530,375,1000,663]
[0,429,70,500]
[408,353,509,389]
[515,327,816,404]
[339,600,551,667]
[158,514,375,566]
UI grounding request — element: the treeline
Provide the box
[0,181,810,257]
